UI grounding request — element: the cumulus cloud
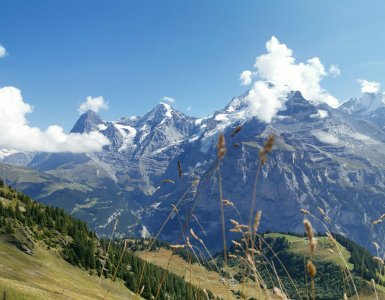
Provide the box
[0,44,7,58]
[78,96,108,114]
[242,36,339,122]
[328,64,341,77]
[357,79,380,93]
[161,96,175,103]
[0,86,109,153]
[240,70,253,85]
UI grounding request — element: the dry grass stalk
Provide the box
[326,232,337,245]
[303,219,317,252]
[307,260,317,278]
[307,260,317,300]
[248,248,261,255]
[380,213,385,220]
[162,179,175,184]
[222,199,234,206]
[230,219,239,226]
[372,219,382,225]
[232,240,241,247]
[192,179,200,186]
[170,244,185,249]
[216,133,228,273]
[259,135,275,165]
[373,242,380,250]
[171,204,178,213]
[190,228,203,244]
[372,279,379,300]
[230,125,242,137]
[111,239,128,282]
[98,218,119,285]
[317,207,325,216]
[185,237,192,249]
[177,160,182,178]
[373,256,384,265]
[273,287,288,300]
[253,210,262,232]
[217,133,226,159]
[139,285,145,295]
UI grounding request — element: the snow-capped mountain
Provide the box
[2,91,385,251]
[340,92,385,128]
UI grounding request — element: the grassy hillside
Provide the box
[134,233,385,300]
[0,242,137,300]
[0,180,215,300]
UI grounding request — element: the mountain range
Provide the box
[1,90,385,250]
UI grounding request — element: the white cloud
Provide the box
[240,70,253,85]
[357,79,380,93]
[161,96,175,104]
[328,64,341,77]
[0,44,7,58]
[186,106,192,111]
[78,96,108,114]
[243,36,339,123]
[0,86,109,153]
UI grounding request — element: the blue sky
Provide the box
[1,0,385,130]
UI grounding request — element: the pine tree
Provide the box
[5,220,14,234]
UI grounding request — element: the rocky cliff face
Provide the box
[2,91,385,251]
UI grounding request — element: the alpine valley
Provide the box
[2,90,385,251]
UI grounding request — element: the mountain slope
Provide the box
[0,242,137,300]
[2,91,385,253]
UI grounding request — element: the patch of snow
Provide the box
[226,97,242,112]
[214,114,228,121]
[114,123,137,151]
[97,123,107,131]
[310,110,328,119]
[151,202,161,209]
[312,130,339,145]
[98,209,123,228]
[159,102,173,118]
[200,109,247,153]
[0,149,18,160]
[139,124,150,143]
[318,110,328,118]
[359,93,385,113]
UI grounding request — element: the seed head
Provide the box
[303,219,317,252]
[307,260,317,278]
[217,133,226,159]
[253,210,262,232]
[373,256,384,265]
[373,242,380,250]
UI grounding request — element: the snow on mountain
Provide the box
[3,91,385,251]
[340,92,385,129]
[340,92,385,114]
[0,149,18,160]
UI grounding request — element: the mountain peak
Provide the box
[153,102,173,117]
[340,92,385,115]
[276,90,319,121]
[70,110,105,134]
